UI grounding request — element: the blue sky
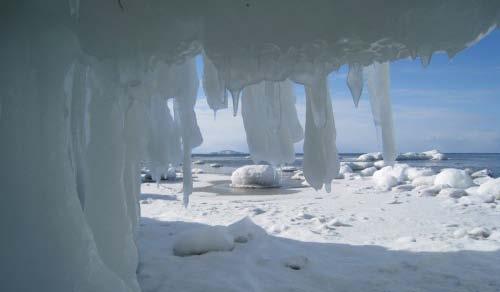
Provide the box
[193,30,500,153]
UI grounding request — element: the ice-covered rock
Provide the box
[374,160,387,169]
[406,167,435,181]
[476,178,500,199]
[291,170,304,180]
[360,167,377,177]
[210,163,223,168]
[192,168,204,174]
[471,169,493,178]
[357,152,383,162]
[173,226,235,256]
[468,227,491,239]
[438,188,467,198]
[347,161,375,171]
[434,169,474,189]
[397,149,446,161]
[231,165,280,188]
[412,175,436,187]
[193,160,205,165]
[473,176,493,185]
[280,166,299,173]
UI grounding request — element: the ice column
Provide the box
[241,80,303,165]
[172,57,202,206]
[302,76,339,192]
[365,62,397,164]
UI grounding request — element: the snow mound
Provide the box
[231,165,281,188]
[438,188,467,198]
[412,175,436,187]
[476,178,500,199]
[173,226,235,256]
[227,217,267,243]
[434,169,473,189]
[192,168,204,174]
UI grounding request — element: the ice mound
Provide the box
[227,217,267,243]
[434,169,474,189]
[173,226,235,256]
[231,165,281,188]
[397,150,447,161]
[372,164,409,190]
[476,178,500,199]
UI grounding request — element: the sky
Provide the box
[193,30,500,154]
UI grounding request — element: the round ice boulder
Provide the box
[434,169,473,189]
[231,165,280,188]
[476,178,500,199]
[173,226,235,256]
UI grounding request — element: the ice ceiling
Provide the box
[1,1,499,291]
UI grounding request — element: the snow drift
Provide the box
[1,1,499,291]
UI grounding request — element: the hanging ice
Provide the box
[241,80,303,165]
[202,53,228,115]
[347,63,363,107]
[302,76,339,192]
[365,62,397,165]
[171,57,202,207]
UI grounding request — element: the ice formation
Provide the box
[231,165,281,188]
[2,1,499,291]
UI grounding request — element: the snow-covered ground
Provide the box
[138,171,500,292]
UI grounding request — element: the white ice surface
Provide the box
[139,173,500,292]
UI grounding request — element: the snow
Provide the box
[139,172,500,292]
[357,152,383,162]
[434,169,474,189]
[231,165,281,188]
[172,225,235,256]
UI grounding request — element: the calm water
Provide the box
[192,153,500,178]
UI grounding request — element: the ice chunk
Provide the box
[365,62,397,164]
[231,165,281,188]
[347,63,363,107]
[173,226,235,256]
[434,169,473,189]
[471,169,493,178]
[360,167,377,177]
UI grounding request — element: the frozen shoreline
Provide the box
[138,172,500,292]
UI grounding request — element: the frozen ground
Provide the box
[138,171,500,292]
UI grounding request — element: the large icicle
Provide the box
[347,63,363,107]
[172,57,202,207]
[365,62,397,164]
[202,53,228,115]
[302,76,339,192]
[241,80,303,165]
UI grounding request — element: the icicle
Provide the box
[171,57,201,207]
[365,62,397,165]
[230,89,241,116]
[307,77,328,128]
[420,53,433,68]
[302,77,339,192]
[202,53,228,112]
[241,80,303,165]
[347,64,363,107]
[68,0,80,18]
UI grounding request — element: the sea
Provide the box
[192,153,500,178]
